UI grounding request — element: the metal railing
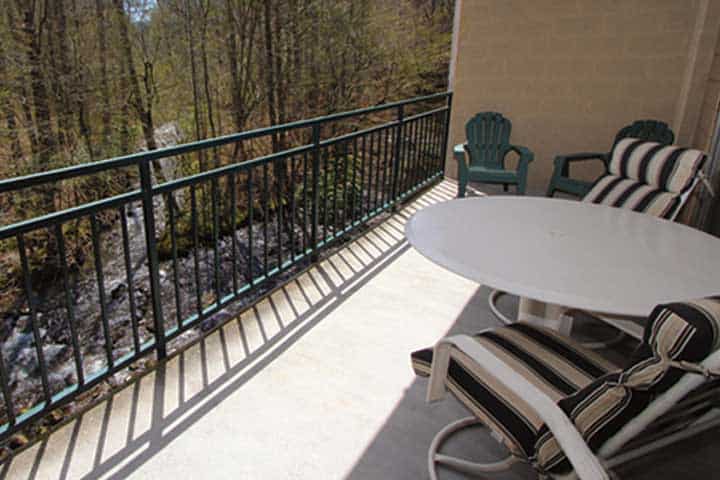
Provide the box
[0,92,452,438]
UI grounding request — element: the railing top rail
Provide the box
[0,92,451,194]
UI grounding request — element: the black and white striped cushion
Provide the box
[608,138,705,193]
[411,323,617,459]
[535,296,720,474]
[582,138,706,219]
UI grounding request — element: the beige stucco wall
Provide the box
[446,0,720,191]
[695,26,720,152]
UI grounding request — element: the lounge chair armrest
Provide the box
[427,335,610,480]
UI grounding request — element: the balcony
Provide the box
[0,177,716,480]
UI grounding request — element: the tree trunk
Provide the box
[20,0,57,212]
[95,0,112,153]
[262,1,279,153]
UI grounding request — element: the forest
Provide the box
[0,0,453,297]
[0,0,452,181]
[0,0,454,435]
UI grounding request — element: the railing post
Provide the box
[440,92,453,175]
[310,123,321,262]
[391,104,405,209]
[138,160,167,359]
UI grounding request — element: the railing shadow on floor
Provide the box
[0,181,458,480]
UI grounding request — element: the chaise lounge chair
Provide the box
[412,296,720,479]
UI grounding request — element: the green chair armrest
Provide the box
[554,152,608,177]
[454,143,469,178]
[504,144,534,172]
[507,144,533,162]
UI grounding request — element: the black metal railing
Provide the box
[0,92,452,438]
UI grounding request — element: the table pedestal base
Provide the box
[518,297,573,335]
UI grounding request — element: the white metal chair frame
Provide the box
[426,334,720,480]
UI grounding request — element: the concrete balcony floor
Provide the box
[2,180,718,480]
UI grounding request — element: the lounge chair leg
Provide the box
[580,331,626,350]
[488,289,514,325]
[428,416,517,480]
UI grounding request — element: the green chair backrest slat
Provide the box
[465,112,512,170]
[613,120,675,148]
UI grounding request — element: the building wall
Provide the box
[446,0,720,191]
[695,27,720,152]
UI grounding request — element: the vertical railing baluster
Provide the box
[211,178,221,304]
[426,114,434,174]
[322,148,330,242]
[230,173,238,293]
[381,127,391,208]
[138,161,166,358]
[119,208,141,354]
[378,129,392,209]
[411,117,424,189]
[191,185,203,320]
[373,130,383,211]
[276,157,284,270]
[436,111,444,172]
[400,120,411,193]
[302,151,309,255]
[434,113,441,174]
[441,93,453,174]
[0,342,15,427]
[407,119,418,191]
[332,145,340,236]
[358,134,367,222]
[289,155,297,260]
[341,141,349,231]
[167,194,182,329]
[406,119,418,192]
[90,214,114,368]
[422,115,432,182]
[429,113,440,174]
[366,130,375,215]
[55,224,85,384]
[262,163,269,276]
[247,168,255,285]
[17,234,52,404]
[391,105,405,206]
[418,116,428,185]
[350,136,359,225]
[310,123,321,261]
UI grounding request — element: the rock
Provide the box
[2,328,34,362]
[14,315,31,332]
[9,343,69,387]
[43,344,68,366]
[109,281,128,301]
[8,433,28,449]
[46,409,65,426]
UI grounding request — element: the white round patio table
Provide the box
[405,196,720,333]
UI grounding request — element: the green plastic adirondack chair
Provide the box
[546,119,675,198]
[454,112,533,197]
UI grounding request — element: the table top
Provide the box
[405,196,720,317]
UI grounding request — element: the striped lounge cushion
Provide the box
[535,296,720,474]
[411,322,617,459]
[582,138,706,219]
